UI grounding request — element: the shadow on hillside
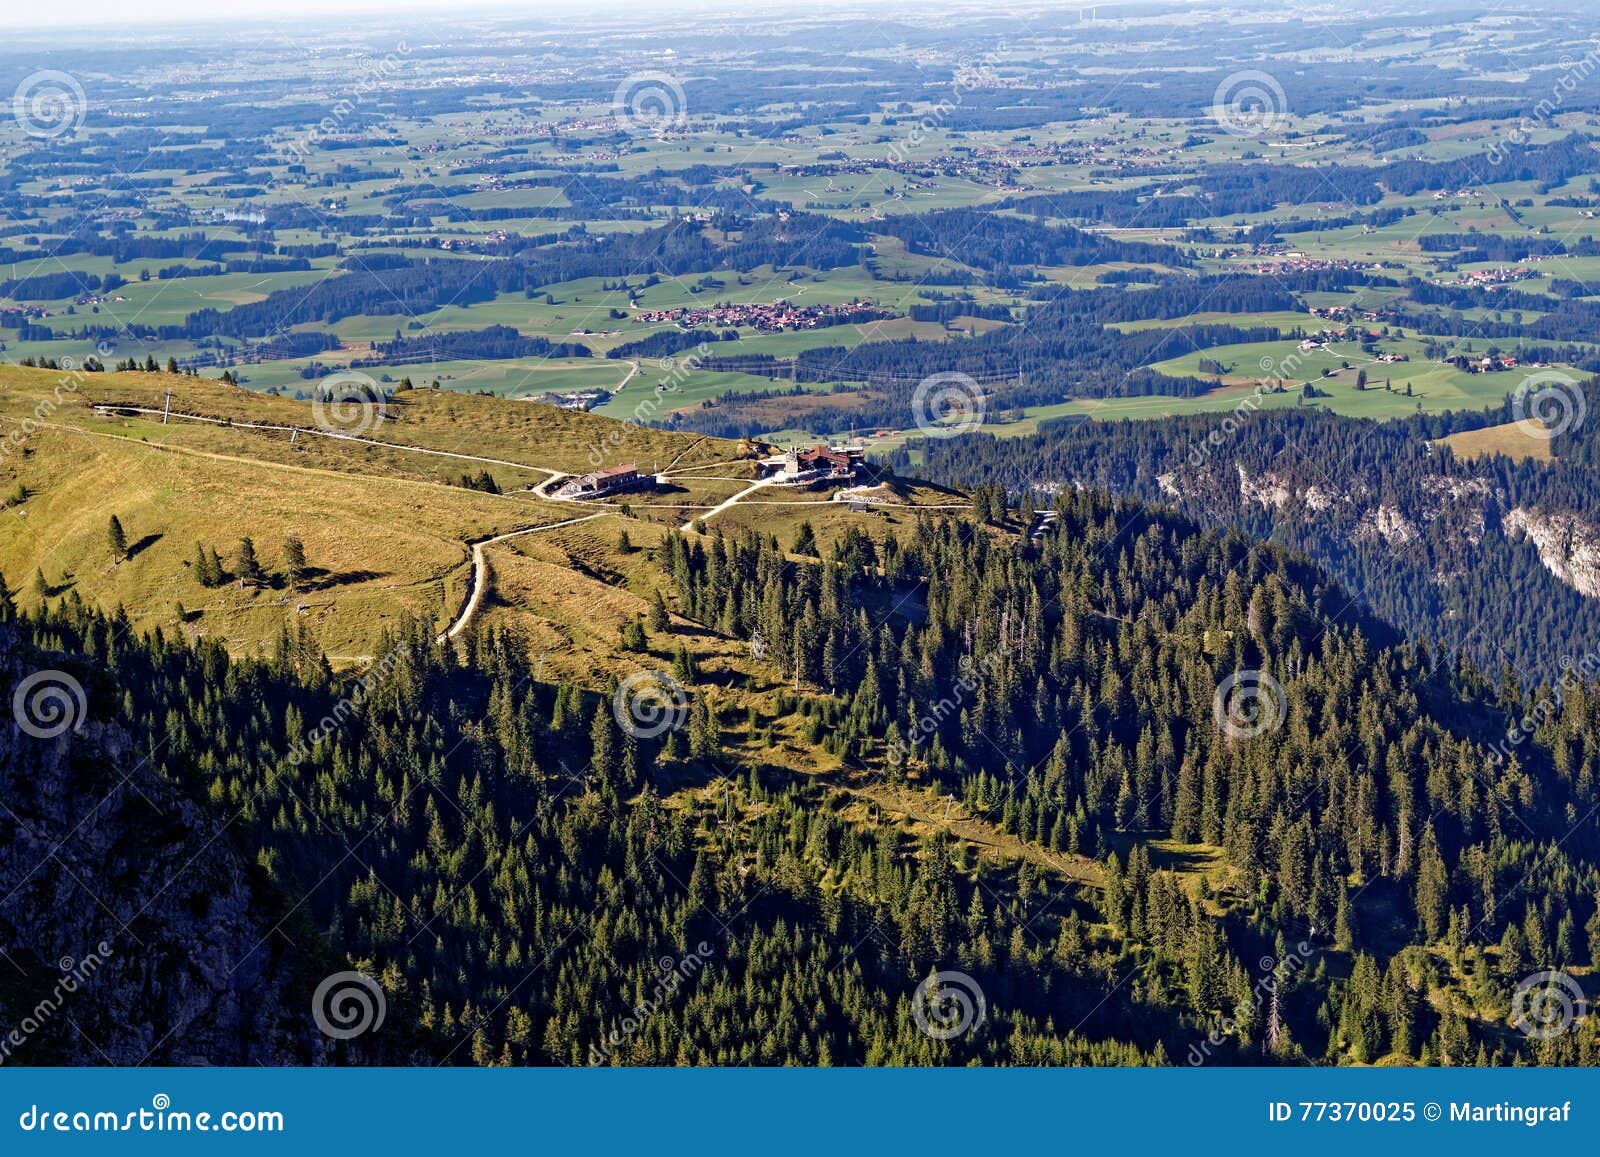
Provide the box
[126,533,163,559]
[876,471,964,501]
[299,567,386,591]
[39,576,76,598]
[1147,844,1219,876]
[655,622,722,644]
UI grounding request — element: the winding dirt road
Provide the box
[678,474,781,533]
[89,403,896,636]
[436,512,605,643]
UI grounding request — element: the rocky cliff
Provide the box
[0,622,318,1065]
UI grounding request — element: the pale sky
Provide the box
[2,0,1581,32]
[0,0,1105,33]
[0,0,600,30]
[0,0,891,32]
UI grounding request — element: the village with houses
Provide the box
[633,299,889,332]
[1438,265,1540,289]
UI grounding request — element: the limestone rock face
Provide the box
[0,625,312,1065]
[1505,507,1600,599]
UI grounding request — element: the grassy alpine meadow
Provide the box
[0,421,539,657]
[1439,419,1558,463]
[0,363,754,655]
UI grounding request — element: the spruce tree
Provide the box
[283,535,308,590]
[648,589,670,633]
[236,537,264,585]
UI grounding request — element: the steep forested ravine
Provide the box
[903,394,1600,685]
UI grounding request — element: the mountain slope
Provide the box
[904,402,1600,684]
[5,468,1599,1065]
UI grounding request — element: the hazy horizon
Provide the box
[0,0,998,33]
[0,0,1280,35]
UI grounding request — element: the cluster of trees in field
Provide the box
[908,301,1016,324]
[873,208,1188,280]
[351,325,590,367]
[1027,275,1302,323]
[1395,296,1600,354]
[178,532,310,590]
[149,213,865,342]
[1236,205,1415,243]
[408,166,758,218]
[1416,233,1600,260]
[0,232,262,270]
[0,271,112,300]
[652,269,1359,440]
[0,236,323,305]
[607,327,740,360]
[998,137,1597,227]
